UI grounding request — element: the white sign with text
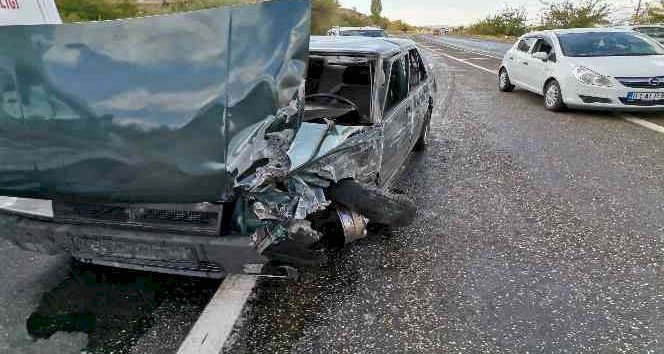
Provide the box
[0,0,61,25]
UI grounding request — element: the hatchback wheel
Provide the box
[498,68,515,92]
[544,80,566,111]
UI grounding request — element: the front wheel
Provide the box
[328,179,417,227]
[544,80,566,111]
[413,107,432,151]
[498,68,515,92]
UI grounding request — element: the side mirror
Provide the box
[532,52,549,61]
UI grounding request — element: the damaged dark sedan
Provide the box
[0,1,436,278]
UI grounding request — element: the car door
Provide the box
[408,48,432,145]
[380,54,413,186]
[509,37,538,86]
[523,35,557,93]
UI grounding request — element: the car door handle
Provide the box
[509,56,514,60]
[522,61,528,65]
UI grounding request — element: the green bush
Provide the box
[56,0,141,22]
[643,1,664,23]
[468,7,528,37]
[541,0,610,29]
[160,0,251,13]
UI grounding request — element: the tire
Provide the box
[544,79,566,111]
[328,179,416,227]
[413,107,432,151]
[498,68,515,92]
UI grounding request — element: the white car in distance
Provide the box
[327,26,387,37]
[499,28,664,111]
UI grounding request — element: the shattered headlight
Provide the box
[573,66,614,88]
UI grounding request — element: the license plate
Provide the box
[627,92,664,101]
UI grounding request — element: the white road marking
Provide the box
[436,51,497,75]
[176,274,258,354]
[0,197,17,208]
[467,57,491,60]
[621,115,664,134]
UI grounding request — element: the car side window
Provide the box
[517,38,537,52]
[532,38,553,54]
[532,37,557,62]
[408,49,427,87]
[384,55,409,113]
[408,50,420,88]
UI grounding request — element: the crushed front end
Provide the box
[0,0,410,278]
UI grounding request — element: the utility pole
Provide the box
[634,0,643,24]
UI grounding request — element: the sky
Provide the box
[338,0,642,26]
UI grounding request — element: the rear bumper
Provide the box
[0,200,265,279]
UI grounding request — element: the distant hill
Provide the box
[61,0,417,34]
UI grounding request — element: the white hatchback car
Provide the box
[499,28,664,111]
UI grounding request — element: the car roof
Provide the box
[309,35,416,58]
[618,24,664,28]
[524,27,635,37]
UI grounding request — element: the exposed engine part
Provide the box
[335,207,369,245]
[309,206,369,249]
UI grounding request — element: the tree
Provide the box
[338,7,371,27]
[542,0,611,28]
[311,0,340,34]
[646,0,664,23]
[371,0,382,16]
[370,0,382,25]
[387,19,412,33]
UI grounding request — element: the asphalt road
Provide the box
[3,34,664,354]
[224,36,664,353]
[426,34,512,57]
[0,237,219,354]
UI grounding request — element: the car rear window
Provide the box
[557,31,664,57]
[340,30,386,37]
[634,27,664,43]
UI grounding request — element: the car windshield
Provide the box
[557,31,664,57]
[340,29,386,37]
[634,26,664,44]
[305,56,373,124]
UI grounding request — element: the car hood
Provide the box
[567,55,664,77]
[0,1,312,203]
